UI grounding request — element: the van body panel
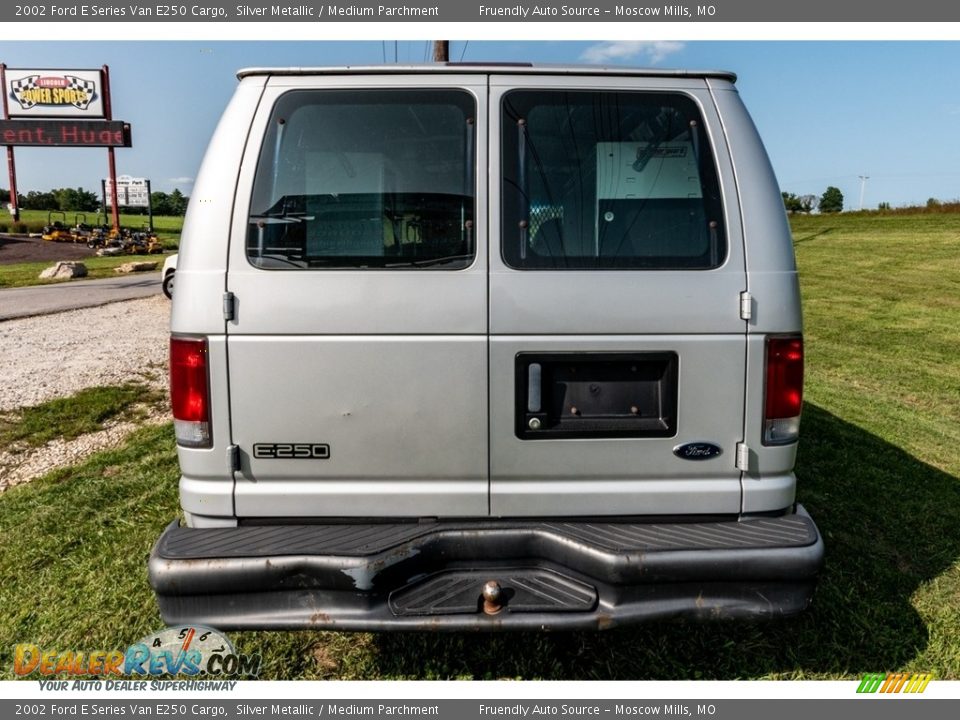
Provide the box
[489,77,747,336]
[229,336,488,517]
[707,83,798,275]
[174,336,234,517]
[224,75,488,337]
[709,83,802,512]
[741,473,797,514]
[179,476,235,520]
[489,334,745,515]
[743,334,800,478]
[225,75,488,517]
[486,74,748,515]
[491,479,742,517]
[170,78,265,336]
[488,272,746,336]
[744,271,803,333]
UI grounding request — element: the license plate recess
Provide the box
[515,352,678,440]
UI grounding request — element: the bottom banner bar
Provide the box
[0,699,955,720]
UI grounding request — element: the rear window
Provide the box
[247,89,475,270]
[501,90,726,270]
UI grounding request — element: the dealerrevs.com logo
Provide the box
[14,626,260,678]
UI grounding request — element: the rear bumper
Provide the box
[148,505,824,631]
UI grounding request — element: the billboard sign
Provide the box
[0,119,131,147]
[5,68,105,118]
[105,175,150,207]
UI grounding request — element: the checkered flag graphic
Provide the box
[8,74,96,111]
[64,75,96,109]
[10,75,40,109]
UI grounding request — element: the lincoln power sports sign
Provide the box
[5,68,105,118]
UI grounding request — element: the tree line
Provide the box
[782,186,844,214]
[0,187,189,215]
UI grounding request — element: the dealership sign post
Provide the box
[0,64,131,229]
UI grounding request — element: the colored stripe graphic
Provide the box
[857,673,885,693]
[857,672,932,694]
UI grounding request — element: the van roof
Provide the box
[236,64,737,83]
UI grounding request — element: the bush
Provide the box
[820,186,844,213]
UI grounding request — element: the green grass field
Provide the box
[0,255,170,289]
[1,211,958,680]
[0,384,163,450]
[0,210,180,288]
[1,209,184,236]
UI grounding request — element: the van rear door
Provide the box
[226,74,488,518]
[488,73,747,516]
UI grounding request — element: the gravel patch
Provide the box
[0,295,171,489]
[0,295,169,412]
[0,404,168,492]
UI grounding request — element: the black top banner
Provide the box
[2,1,956,22]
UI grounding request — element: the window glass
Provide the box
[501,90,725,269]
[247,89,475,270]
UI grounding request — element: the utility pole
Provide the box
[433,41,449,62]
[858,175,869,211]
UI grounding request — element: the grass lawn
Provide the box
[1,211,958,680]
[1,210,183,236]
[0,210,180,289]
[0,255,171,290]
[0,384,163,450]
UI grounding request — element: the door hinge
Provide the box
[227,444,240,473]
[739,291,752,321]
[735,442,750,471]
[223,291,236,322]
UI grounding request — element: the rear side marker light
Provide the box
[170,336,211,448]
[763,335,803,446]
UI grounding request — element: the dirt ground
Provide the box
[0,234,97,265]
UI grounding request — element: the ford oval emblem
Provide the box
[673,442,723,460]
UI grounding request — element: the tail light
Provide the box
[763,335,803,445]
[170,336,211,448]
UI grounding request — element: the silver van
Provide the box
[149,65,823,630]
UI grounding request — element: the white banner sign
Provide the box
[105,175,150,208]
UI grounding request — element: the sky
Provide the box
[2,40,960,209]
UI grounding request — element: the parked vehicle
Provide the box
[161,253,177,299]
[41,212,73,242]
[149,65,823,630]
[89,227,164,256]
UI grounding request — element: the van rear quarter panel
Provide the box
[171,76,266,523]
[171,76,266,336]
[708,82,803,512]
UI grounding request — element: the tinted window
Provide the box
[248,89,475,270]
[501,91,725,270]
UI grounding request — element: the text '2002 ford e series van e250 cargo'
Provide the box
[148,64,824,631]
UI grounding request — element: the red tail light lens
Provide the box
[170,336,211,448]
[763,336,803,445]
